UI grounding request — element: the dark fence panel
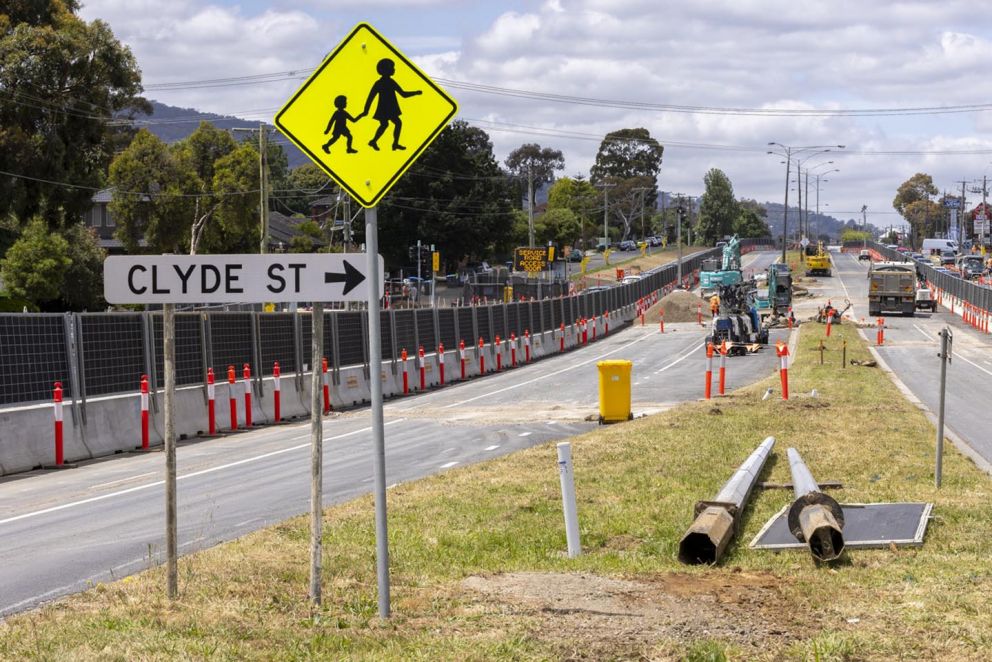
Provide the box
[415,309,436,351]
[259,313,296,375]
[336,311,363,367]
[456,307,475,344]
[492,304,507,339]
[438,309,457,350]
[477,306,492,342]
[153,313,204,386]
[81,314,144,396]
[379,310,394,361]
[541,299,553,332]
[506,302,521,337]
[0,314,71,405]
[210,313,254,374]
[394,309,416,355]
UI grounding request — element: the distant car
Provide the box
[915,288,936,312]
[585,285,611,293]
[620,275,642,284]
[647,236,663,247]
[909,252,924,261]
[567,249,583,262]
[896,246,910,253]
[858,250,871,261]
[619,240,637,251]
[885,244,899,250]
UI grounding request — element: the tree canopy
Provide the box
[504,143,564,210]
[697,168,738,244]
[893,173,942,247]
[0,1,146,226]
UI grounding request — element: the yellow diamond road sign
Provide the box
[275,23,458,208]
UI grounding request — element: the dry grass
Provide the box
[2,322,991,660]
[574,246,703,286]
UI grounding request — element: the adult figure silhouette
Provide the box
[361,58,422,151]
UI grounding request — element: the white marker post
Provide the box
[557,442,581,558]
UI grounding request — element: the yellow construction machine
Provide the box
[805,241,832,277]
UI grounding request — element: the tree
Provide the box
[504,143,564,210]
[589,128,664,240]
[1,217,71,305]
[289,220,323,253]
[0,2,146,226]
[893,173,940,247]
[697,169,739,245]
[537,208,581,247]
[377,120,515,269]
[546,177,598,248]
[280,163,336,217]
[734,206,771,238]
[61,223,106,309]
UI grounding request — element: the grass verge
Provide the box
[2,322,990,660]
[573,246,701,284]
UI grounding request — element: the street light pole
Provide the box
[596,182,616,248]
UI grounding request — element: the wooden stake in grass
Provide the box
[819,339,824,365]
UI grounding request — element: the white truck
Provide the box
[868,261,916,317]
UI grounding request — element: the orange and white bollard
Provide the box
[591,315,597,341]
[776,341,790,400]
[603,311,609,336]
[53,381,64,466]
[227,365,238,430]
[273,361,281,422]
[524,329,532,362]
[438,342,445,385]
[718,341,727,396]
[401,348,409,394]
[582,318,588,345]
[825,313,832,338]
[876,318,885,346]
[321,358,331,413]
[787,307,793,330]
[242,363,253,428]
[495,335,502,371]
[140,374,150,449]
[659,310,665,334]
[459,340,467,379]
[560,323,566,352]
[704,342,714,400]
[510,333,517,367]
[418,345,426,390]
[478,337,486,374]
[206,367,216,435]
[697,304,703,326]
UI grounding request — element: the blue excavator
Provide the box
[700,235,742,297]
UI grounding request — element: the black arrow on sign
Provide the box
[324,260,365,295]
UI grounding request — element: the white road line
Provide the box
[440,329,662,409]
[653,337,705,374]
[484,445,499,451]
[913,324,935,341]
[836,257,856,318]
[0,419,406,528]
[518,431,532,437]
[953,351,992,378]
[90,472,156,490]
[440,461,458,469]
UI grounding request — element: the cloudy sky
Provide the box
[78,0,992,230]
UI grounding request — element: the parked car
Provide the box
[620,275,642,284]
[567,249,583,262]
[858,249,872,261]
[647,236,663,247]
[619,240,637,251]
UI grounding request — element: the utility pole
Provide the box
[527,163,535,248]
[233,125,271,254]
[596,182,616,248]
[861,205,868,248]
[781,150,791,262]
[956,179,968,246]
[633,186,651,242]
[677,196,685,285]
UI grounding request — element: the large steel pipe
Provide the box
[786,448,845,562]
[678,437,776,564]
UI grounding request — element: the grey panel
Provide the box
[378,310,393,361]
[394,309,416,356]
[210,313,253,374]
[415,309,436,351]
[492,304,507,339]
[457,307,475,344]
[437,309,457,350]
[476,306,492,342]
[506,302,520,337]
[153,313,203,386]
[81,314,144,396]
[336,311,362,367]
[0,314,71,404]
[750,502,932,550]
[258,313,295,375]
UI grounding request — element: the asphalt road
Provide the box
[0,251,784,618]
[814,250,992,466]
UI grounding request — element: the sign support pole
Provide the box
[309,302,324,604]
[163,302,178,599]
[365,206,391,618]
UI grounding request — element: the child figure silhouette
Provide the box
[321,95,359,155]
[361,58,422,151]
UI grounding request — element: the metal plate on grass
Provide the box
[749,502,932,550]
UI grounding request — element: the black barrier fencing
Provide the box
[0,239,777,408]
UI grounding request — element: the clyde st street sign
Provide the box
[103,253,383,304]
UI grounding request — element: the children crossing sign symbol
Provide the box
[275,23,458,207]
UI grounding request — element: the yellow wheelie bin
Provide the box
[598,360,633,423]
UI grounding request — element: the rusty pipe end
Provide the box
[678,505,734,565]
[788,492,845,562]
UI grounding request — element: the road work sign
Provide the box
[514,246,553,273]
[104,254,383,304]
[274,23,458,208]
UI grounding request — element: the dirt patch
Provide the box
[644,290,708,324]
[461,570,806,659]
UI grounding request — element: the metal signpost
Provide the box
[274,22,457,617]
[935,327,952,488]
[104,252,380,603]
